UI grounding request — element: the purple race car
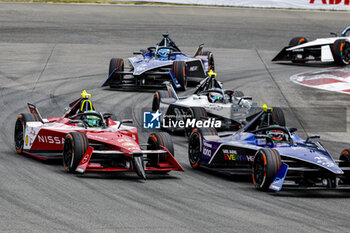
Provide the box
[188,106,350,191]
[102,33,215,91]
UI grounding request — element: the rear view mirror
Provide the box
[289,127,297,133]
[305,135,320,143]
[121,119,133,124]
[118,119,133,129]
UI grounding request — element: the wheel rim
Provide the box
[189,133,201,166]
[63,138,73,169]
[253,152,265,186]
[14,119,24,151]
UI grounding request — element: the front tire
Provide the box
[252,148,281,191]
[147,132,174,159]
[147,132,174,174]
[173,61,187,91]
[188,127,217,169]
[289,37,308,63]
[63,132,89,173]
[332,39,350,65]
[14,113,40,154]
[152,90,168,111]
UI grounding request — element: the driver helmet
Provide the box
[157,48,170,60]
[82,110,101,127]
[208,88,224,103]
[267,125,284,143]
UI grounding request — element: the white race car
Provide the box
[152,72,285,135]
[273,26,350,65]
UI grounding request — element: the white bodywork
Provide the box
[160,94,255,122]
[287,36,350,62]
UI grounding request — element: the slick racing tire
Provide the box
[252,148,281,191]
[152,90,168,111]
[152,89,176,111]
[233,90,244,97]
[339,149,350,167]
[272,107,286,127]
[63,132,89,173]
[147,132,174,174]
[188,127,217,169]
[185,107,208,137]
[340,149,350,182]
[108,58,124,86]
[202,51,215,72]
[289,37,308,63]
[14,113,40,154]
[173,60,187,91]
[332,39,350,65]
[147,132,175,159]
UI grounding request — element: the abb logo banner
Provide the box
[310,0,349,4]
[140,0,350,9]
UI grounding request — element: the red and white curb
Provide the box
[290,67,350,95]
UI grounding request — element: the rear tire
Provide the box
[185,107,208,137]
[202,51,215,72]
[340,149,350,167]
[173,61,187,91]
[252,148,281,191]
[272,107,286,127]
[108,58,124,86]
[14,113,40,154]
[63,132,89,173]
[289,37,308,63]
[188,127,217,169]
[332,39,350,65]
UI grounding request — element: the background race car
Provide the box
[273,26,350,65]
[151,71,268,135]
[14,91,183,179]
[188,106,350,191]
[102,33,215,91]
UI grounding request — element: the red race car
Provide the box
[14,90,183,179]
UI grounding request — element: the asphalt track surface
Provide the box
[1,3,350,233]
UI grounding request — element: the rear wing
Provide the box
[27,103,44,123]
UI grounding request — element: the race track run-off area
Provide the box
[291,67,350,95]
[1,3,350,233]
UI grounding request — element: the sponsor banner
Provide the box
[119,0,350,10]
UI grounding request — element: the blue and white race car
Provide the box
[188,106,350,191]
[102,33,214,91]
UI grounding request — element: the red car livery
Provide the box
[14,91,183,179]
